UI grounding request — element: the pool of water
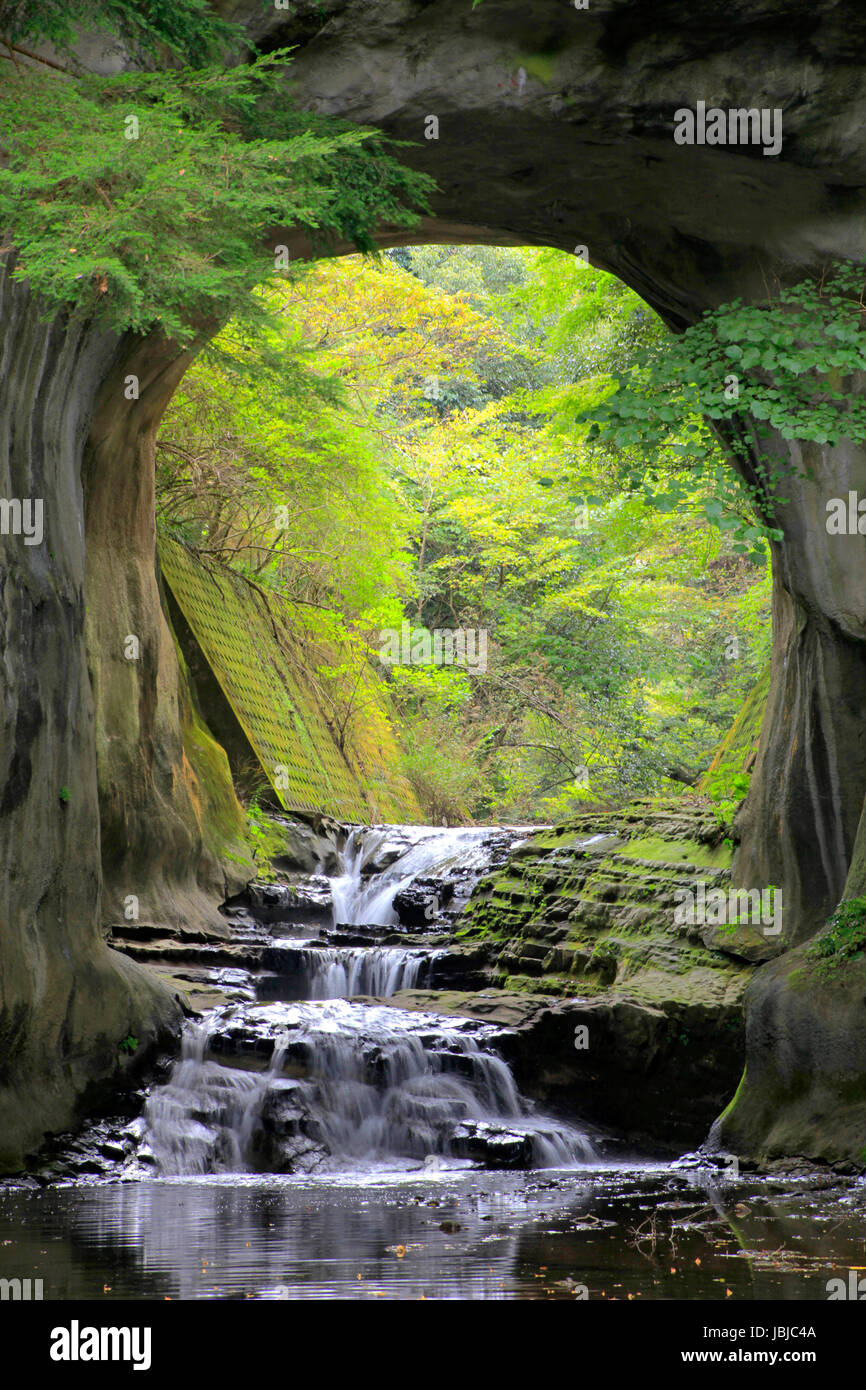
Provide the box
[1,1165,861,1301]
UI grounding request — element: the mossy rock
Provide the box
[699,661,770,796]
[459,798,753,1014]
[714,937,866,1167]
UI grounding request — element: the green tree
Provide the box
[0,54,433,341]
[0,0,241,65]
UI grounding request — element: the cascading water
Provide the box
[264,942,437,1000]
[329,825,499,927]
[138,824,594,1176]
[142,1021,290,1176]
[141,1003,593,1175]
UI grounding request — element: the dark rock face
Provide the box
[82,330,249,936]
[712,944,866,1167]
[243,877,334,926]
[0,266,183,1170]
[450,1122,534,1170]
[232,0,866,318]
[252,1081,330,1174]
[393,878,452,927]
[0,262,247,1163]
[732,448,866,946]
[269,816,342,875]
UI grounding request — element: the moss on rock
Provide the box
[443,798,756,1141]
[699,661,770,799]
[460,797,749,1009]
[713,938,866,1168]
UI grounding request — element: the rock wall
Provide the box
[82,334,249,938]
[0,266,183,1171]
[452,801,752,1145]
[731,432,866,946]
[718,428,866,1164]
[713,924,866,1167]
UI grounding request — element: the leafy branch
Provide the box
[0,52,434,342]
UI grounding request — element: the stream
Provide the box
[1,823,863,1301]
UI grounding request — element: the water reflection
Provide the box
[1,1167,862,1301]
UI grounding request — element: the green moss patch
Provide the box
[616,835,732,869]
[161,536,419,823]
[806,897,866,978]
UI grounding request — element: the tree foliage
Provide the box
[157,246,772,822]
[0,0,242,64]
[0,53,433,341]
[583,261,866,553]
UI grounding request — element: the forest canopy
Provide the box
[156,246,772,823]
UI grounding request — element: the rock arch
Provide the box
[3,0,866,1163]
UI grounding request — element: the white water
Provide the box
[142,1002,593,1174]
[329,825,503,927]
[278,944,434,999]
[143,1020,289,1177]
[140,825,594,1175]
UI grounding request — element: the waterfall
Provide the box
[329,825,497,927]
[137,823,595,1176]
[278,1005,524,1161]
[288,945,434,999]
[142,1021,289,1176]
[140,1002,594,1175]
